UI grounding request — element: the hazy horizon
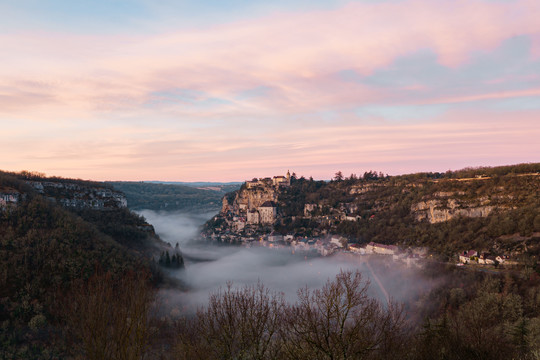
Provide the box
[6,160,538,184]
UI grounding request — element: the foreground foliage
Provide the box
[175,270,406,360]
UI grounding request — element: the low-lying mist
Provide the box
[139,210,442,316]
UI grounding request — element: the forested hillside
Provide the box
[208,163,540,259]
[0,171,169,358]
[108,181,239,212]
[282,165,539,257]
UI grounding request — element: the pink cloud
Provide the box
[1,0,540,119]
[417,88,540,105]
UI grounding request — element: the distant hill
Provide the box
[146,180,241,191]
[108,181,241,213]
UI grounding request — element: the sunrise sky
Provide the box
[1,0,539,181]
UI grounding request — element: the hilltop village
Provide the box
[201,166,540,267]
[201,172,425,265]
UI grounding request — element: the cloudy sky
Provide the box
[1,0,539,181]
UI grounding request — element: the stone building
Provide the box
[247,209,260,224]
[258,201,277,224]
[273,170,291,187]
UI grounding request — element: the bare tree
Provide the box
[282,270,406,360]
[177,282,286,360]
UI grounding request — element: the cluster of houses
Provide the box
[219,172,373,236]
[202,226,428,267]
[246,171,291,189]
[458,250,512,266]
[350,242,428,267]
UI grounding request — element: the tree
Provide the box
[415,278,528,360]
[282,270,406,360]
[334,171,344,182]
[177,282,286,360]
[60,269,156,360]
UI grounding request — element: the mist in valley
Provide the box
[138,210,441,316]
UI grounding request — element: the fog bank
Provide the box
[139,210,441,316]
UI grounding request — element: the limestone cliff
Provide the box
[411,191,509,223]
[234,186,277,211]
[27,180,127,210]
[411,199,495,223]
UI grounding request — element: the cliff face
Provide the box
[219,184,279,228]
[234,186,277,211]
[411,199,495,223]
[27,180,127,210]
[410,191,500,224]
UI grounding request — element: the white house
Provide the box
[247,209,260,224]
[348,244,365,254]
[331,236,346,248]
[366,242,398,255]
[459,250,477,264]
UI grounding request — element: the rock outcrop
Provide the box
[234,186,277,211]
[27,180,127,210]
[0,187,23,209]
[411,190,501,223]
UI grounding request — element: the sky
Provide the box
[1,0,539,182]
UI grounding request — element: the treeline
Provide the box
[74,207,160,251]
[393,162,540,182]
[0,197,156,358]
[175,271,406,360]
[158,250,184,268]
[173,268,540,360]
[327,162,540,183]
[442,162,540,179]
[15,170,114,189]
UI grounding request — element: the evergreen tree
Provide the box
[165,251,171,266]
[159,251,165,266]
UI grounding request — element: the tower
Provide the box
[286,170,291,185]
